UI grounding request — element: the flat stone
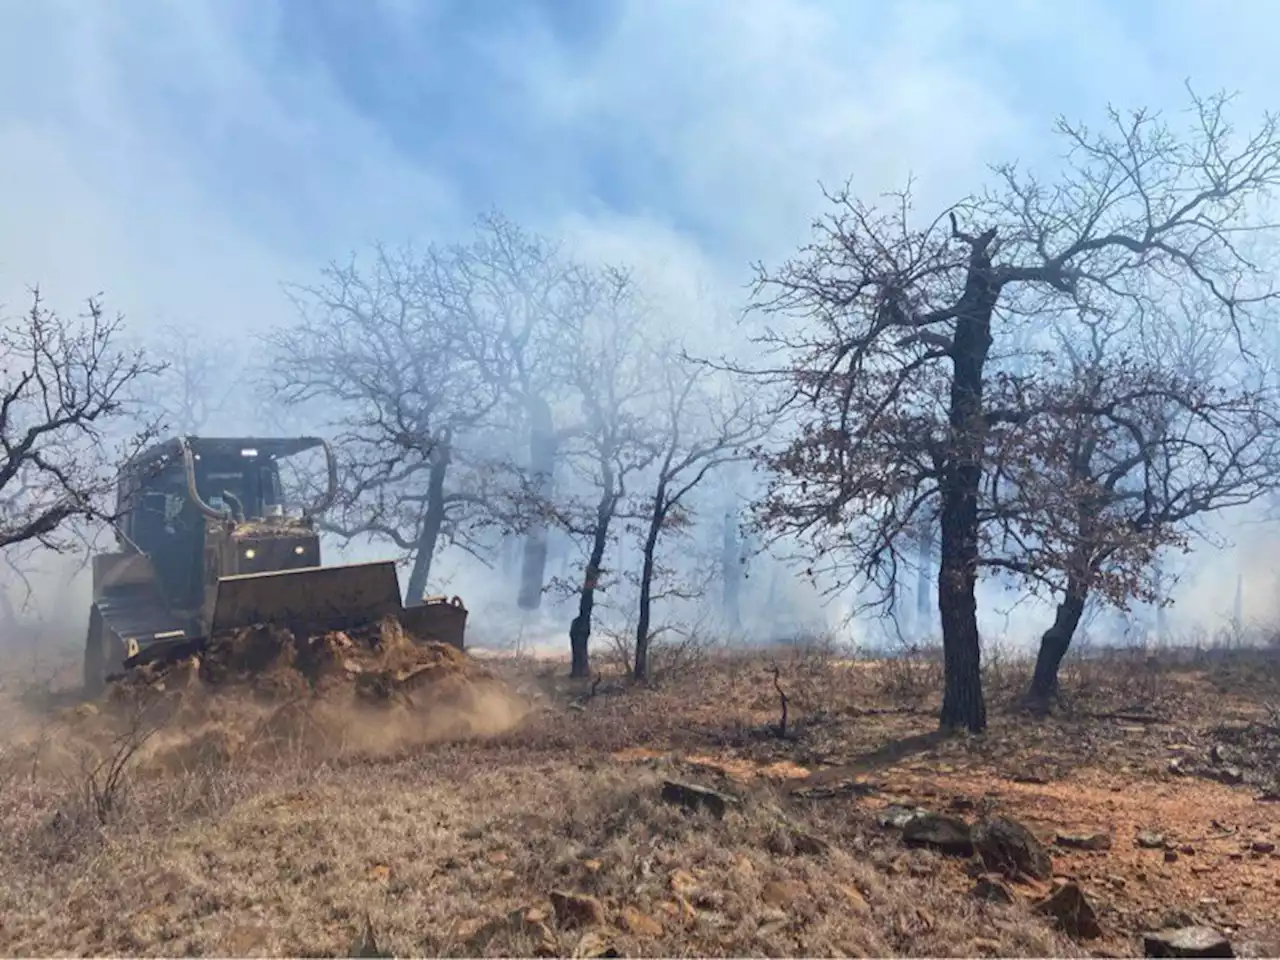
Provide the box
[1056,831,1113,851]
[902,812,973,856]
[1142,926,1234,958]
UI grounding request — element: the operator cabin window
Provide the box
[195,460,284,520]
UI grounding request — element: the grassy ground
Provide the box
[0,635,1277,957]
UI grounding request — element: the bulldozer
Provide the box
[83,435,467,695]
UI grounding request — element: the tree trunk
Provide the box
[569,473,616,679]
[721,509,742,629]
[518,397,557,611]
[634,492,666,682]
[405,444,451,604]
[1027,575,1089,710]
[936,247,999,734]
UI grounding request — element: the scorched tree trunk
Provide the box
[1027,575,1089,710]
[405,444,451,605]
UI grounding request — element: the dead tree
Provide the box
[1,289,161,555]
[129,324,240,435]
[749,87,1280,732]
[987,305,1280,709]
[441,212,599,612]
[521,269,656,678]
[266,246,503,601]
[632,352,770,681]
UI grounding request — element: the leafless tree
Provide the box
[129,324,241,435]
[266,246,504,602]
[749,87,1280,732]
[440,212,601,611]
[987,303,1280,709]
[517,269,657,677]
[632,351,772,681]
[1,289,161,556]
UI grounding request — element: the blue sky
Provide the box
[2,0,1278,333]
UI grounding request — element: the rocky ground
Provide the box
[0,636,1276,957]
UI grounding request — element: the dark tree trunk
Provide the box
[405,443,451,604]
[634,491,667,682]
[1027,575,1089,709]
[936,236,1000,734]
[720,509,742,629]
[518,397,557,611]
[569,471,616,679]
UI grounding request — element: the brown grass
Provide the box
[0,638,1278,957]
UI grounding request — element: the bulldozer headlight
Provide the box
[294,545,305,555]
[244,548,256,559]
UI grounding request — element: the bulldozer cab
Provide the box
[116,438,332,612]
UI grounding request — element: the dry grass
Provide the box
[0,638,1278,957]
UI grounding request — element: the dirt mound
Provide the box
[96,617,530,768]
[116,616,482,703]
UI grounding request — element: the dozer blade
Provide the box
[210,559,404,635]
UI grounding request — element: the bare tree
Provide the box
[129,324,241,435]
[521,269,656,677]
[749,87,1280,732]
[987,305,1280,709]
[442,212,600,611]
[632,352,771,681]
[1,289,161,554]
[267,246,503,602]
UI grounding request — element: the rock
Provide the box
[619,907,663,938]
[1251,839,1275,854]
[902,812,974,856]
[972,876,1016,904]
[1165,850,1179,864]
[1142,926,1234,958]
[1206,767,1244,786]
[660,781,736,819]
[1210,744,1233,765]
[1034,882,1101,940]
[1137,831,1167,849]
[972,815,1053,880]
[74,702,99,718]
[1056,831,1113,851]
[878,804,927,829]
[550,891,606,930]
[972,937,1003,955]
[1179,845,1196,856]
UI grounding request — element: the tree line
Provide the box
[5,87,1280,731]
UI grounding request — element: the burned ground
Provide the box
[0,639,1277,958]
